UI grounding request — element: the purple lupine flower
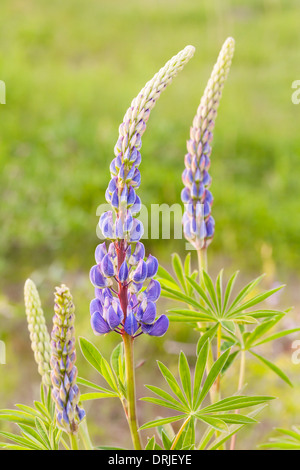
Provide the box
[50,285,85,434]
[90,46,195,338]
[182,38,235,250]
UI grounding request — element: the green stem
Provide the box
[69,433,79,450]
[79,419,93,450]
[230,349,246,451]
[170,416,191,450]
[123,333,142,450]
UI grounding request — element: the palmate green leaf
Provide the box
[161,430,172,450]
[34,401,51,421]
[35,418,52,449]
[0,410,36,427]
[183,253,194,297]
[206,413,257,425]
[172,253,187,294]
[161,285,204,310]
[15,404,44,421]
[18,424,49,450]
[80,391,119,401]
[254,328,300,347]
[182,417,195,450]
[222,271,239,314]
[246,309,285,319]
[157,361,189,407]
[167,315,212,323]
[193,340,210,407]
[216,270,223,313]
[260,426,300,449]
[202,271,219,313]
[168,308,214,319]
[186,277,216,313]
[145,436,156,450]
[207,406,266,450]
[144,385,187,410]
[179,352,192,405]
[226,285,284,317]
[77,377,115,393]
[249,350,293,386]
[196,324,219,354]
[196,414,228,433]
[226,274,265,313]
[221,350,239,376]
[140,397,185,413]
[195,349,231,408]
[139,415,185,431]
[201,395,275,413]
[244,315,284,349]
[0,430,41,450]
[79,337,118,392]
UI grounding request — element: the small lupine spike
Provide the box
[182,37,235,250]
[50,285,85,434]
[24,279,51,386]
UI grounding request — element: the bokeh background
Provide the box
[1,0,300,449]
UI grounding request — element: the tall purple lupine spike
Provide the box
[90,46,195,338]
[182,38,235,251]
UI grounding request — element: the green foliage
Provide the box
[158,257,298,386]
[260,426,300,450]
[0,385,63,450]
[140,341,274,449]
[79,337,122,399]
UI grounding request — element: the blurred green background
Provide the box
[1,0,300,450]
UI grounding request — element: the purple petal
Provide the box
[132,259,147,283]
[141,301,156,324]
[102,254,115,277]
[130,219,144,242]
[90,298,103,316]
[144,279,161,302]
[106,306,122,329]
[91,312,111,335]
[142,315,169,336]
[146,255,158,278]
[118,261,129,282]
[95,243,107,264]
[124,311,138,336]
[90,265,107,288]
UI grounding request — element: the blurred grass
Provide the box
[1,0,300,280]
[1,0,300,450]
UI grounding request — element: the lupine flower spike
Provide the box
[50,285,85,435]
[24,279,51,386]
[182,38,235,250]
[90,46,195,338]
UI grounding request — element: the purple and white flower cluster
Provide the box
[90,46,195,338]
[182,38,235,251]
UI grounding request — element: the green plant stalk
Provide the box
[230,349,246,451]
[170,416,192,450]
[69,433,79,450]
[123,332,142,450]
[79,419,93,450]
